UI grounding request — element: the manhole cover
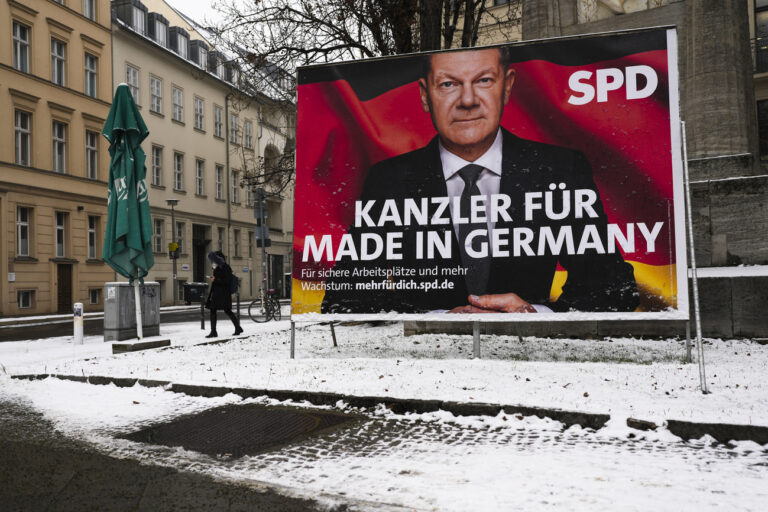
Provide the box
[121,404,359,457]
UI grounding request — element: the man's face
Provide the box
[419,49,515,159]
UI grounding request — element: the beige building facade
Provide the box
[1,0,113,316]
[112,0,294,305]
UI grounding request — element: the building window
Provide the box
[230,114,240,144]
[86,130,99,179]
[217,227,225,251]
[195,159,204,195]
[152,145,163,186]
[126,65,139,103]
[133,5,145,34]
[13,22,30,73]
[194,97,204,130]
[14,110,31,167]
[150,76,162,113]
[231,171,240,203]
[214,105,223,137]
[176,222,184,254]
[215,165,223,199]
[17,207,31,257]
[172,86,183,122]
[198,47,208,69]
[89,288,100,304]
[245,187,252,207]
[174,152,184,190]
[55,211,67,258]
[52,121,67,173]
[88,215,98,259]
[83,0,96,21]
[233,229,241,257]
[248,231,253,258]
[84,53,98,97]
[154,19,166,46]
[153,218,164,253]
[176,34,188,59]
[51,39,66,86]
[18,290,34,309]
[244,120,253,149]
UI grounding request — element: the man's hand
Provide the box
[448,293,537,313]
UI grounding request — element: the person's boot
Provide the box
[234,324,243,336]
[205,331,218,338]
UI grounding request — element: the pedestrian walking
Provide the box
[205,250,243,337]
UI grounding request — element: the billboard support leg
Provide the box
[290,320,295,359]
[516,323,523,343]
[330,322,338,347]
[681,121,708,394]
[685,321,691,363]
[472,322,480,358]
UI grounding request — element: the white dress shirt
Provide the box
[439,128,503,238]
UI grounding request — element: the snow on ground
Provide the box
[1,376,766,512]
[2,316,767,426]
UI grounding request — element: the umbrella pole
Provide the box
[134,278,144,340]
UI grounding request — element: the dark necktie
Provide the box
[457,164,489,295]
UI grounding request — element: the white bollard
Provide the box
[73,302,84,345]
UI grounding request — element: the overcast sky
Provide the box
[164,0,225,26]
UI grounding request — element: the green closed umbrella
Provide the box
[102,83,153,338]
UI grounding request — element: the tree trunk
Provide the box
[419,0,443,51]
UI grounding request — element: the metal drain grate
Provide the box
[121,404,358,458]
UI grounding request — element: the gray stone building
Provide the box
[408,0,768,338]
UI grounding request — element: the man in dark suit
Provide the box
[322,47,638,314]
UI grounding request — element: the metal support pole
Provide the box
[330,322,338,347]
[685,321,691,363]
[133,278,143,340]
[200,290,205,330]
[170,204,177,305]
[681,121,708,394]
[236,285,240,322]
[472,321,480,358]
[290,320,295,359]
[260,197,268,301]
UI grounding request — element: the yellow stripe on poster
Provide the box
[549,262,678,311]
[291,278,324,314]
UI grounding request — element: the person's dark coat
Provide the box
[206,252,233,310]
[321,128,638,314]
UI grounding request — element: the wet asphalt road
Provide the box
[0,308,209,343]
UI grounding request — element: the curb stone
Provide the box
[10,373,768,444]
[11,373,607,429]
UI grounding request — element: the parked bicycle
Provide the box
[248,288,282,322]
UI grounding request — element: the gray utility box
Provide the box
[104,281,161,341]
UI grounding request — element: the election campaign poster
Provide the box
[293,27,687,321]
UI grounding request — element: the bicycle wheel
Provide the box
[270,298,282,321]
[249,300,270,323]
